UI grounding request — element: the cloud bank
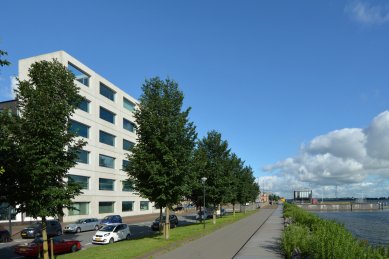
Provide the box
[263,111,389,198]
[346,1,389,25]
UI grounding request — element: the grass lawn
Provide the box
[59,211,256,259]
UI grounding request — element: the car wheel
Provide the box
[126,234,131,240]
[109,238,114,244]
[76,227,81,233]
[94,225,99,230]
[71,244,77,252]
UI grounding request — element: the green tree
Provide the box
[193,130,231,223]
[237,166,258,213]
[0,59,84,259]
[225,153,244,216]
[126,77,197,239]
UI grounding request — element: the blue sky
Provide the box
[1,0,389,198]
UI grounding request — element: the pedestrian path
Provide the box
[234,205,283,258]
[156,206,283,259]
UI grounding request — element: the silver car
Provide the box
[63,218,99,233]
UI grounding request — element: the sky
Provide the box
[1,0,389,199]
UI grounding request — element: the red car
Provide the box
[15,236,81,257]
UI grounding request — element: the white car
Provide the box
[92,223,131,244]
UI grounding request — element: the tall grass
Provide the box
[282,203,389,259]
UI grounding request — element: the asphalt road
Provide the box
[0,214,198,259]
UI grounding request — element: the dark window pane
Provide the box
[70,120,89,138]
[77,150,89,164]
[99,131,115,146]
[99,202,114,213]
[69,202,89,216]
[99,178,114,191]
[78,99,89,112]
[123,118,135,132]
[100,83,115,101]
[123,139,135,151]
[140,201,149,211]
[100,107,115,124]
[99,154,115,168]
[122,160,129,170]
[122,201,134,212]
[68,175,89,189]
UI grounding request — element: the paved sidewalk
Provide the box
[155,206,283,259]
[234,205,283,259]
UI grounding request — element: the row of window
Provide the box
[68,63,136,112]
[68,201,150,216]
[71,120,135,147]
[76,151,129,170]
[68,175,134,192]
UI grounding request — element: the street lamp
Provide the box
[201,177,207,229]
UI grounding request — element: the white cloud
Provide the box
[264,111,389,198]
[346,1,389,25]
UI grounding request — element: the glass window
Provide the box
[123,118,135,133]
[122,180,134,192]
[123,139,135,151]
[68,63,89,86]
[100,83,116,101]
[123,98,135,112]
[100,107,115,124]
[69,202,89,216]
[99,131,115,146]
[122,160,129,170]
[78,98,90,113]
[99,154,115,168]
[99,202,114,214]
[140,201,149,211]
[68,175,89,189]
[99,178,115,191]
[122,201,134,212]
[70,120,89,138]
[77,150,89,164]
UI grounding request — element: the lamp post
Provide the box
[201,177,207,229]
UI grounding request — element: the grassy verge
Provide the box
[59,211,256,259]
[282,203,389,258]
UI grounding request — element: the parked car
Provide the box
[151,215,179,231]
[173,206,184,212]
[63,218,99,233]
[196,211,209,221]
[15,236,81,257]
[21,220,62,239]
[92,223,131,244]
[99,215,122,228]
[0,230,11,243]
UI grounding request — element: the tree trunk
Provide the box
[233,203,235,217]
[41,217,49,259]
[164,207,170,240]
[159,207,163,234]
[212,205,216,225]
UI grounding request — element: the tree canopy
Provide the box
[126,77,197,209]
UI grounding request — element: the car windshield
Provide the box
[100,225,116,232]
[29,222,41,228]
[155,216,166,222]
[75,219,85,224]
[102,216,112,220]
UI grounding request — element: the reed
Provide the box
[282,203,388,259]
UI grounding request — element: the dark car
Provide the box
[21,220,62,239]
[151,215,178,231]
[99,215,122,228]
[15,236,81,257]
[0,230,11,242]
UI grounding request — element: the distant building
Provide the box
[294,190,312,203]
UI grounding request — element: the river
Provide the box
[315,209,389,246]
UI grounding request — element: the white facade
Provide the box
[13,51,157,223]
